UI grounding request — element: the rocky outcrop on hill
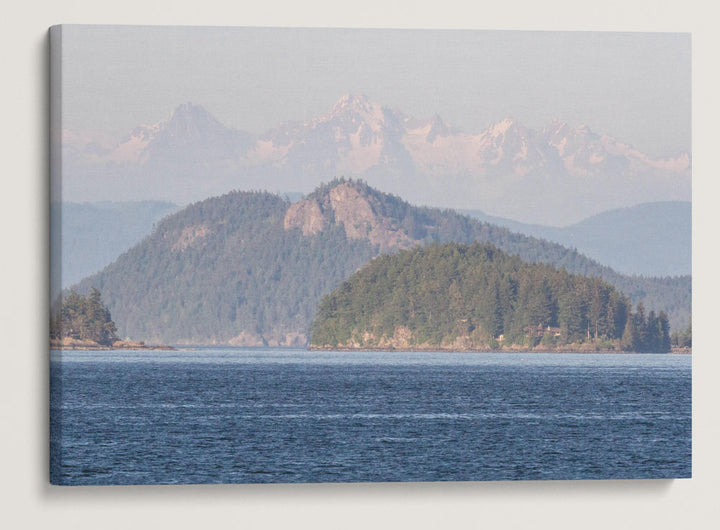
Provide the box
[73,180,691,345]
[284,181,415,251]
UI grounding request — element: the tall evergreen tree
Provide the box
[646,310,661,352]
[635,302,647,350]
[620,311,639,352]
[658,311,672,353]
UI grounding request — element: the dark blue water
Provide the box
[50,349,691,485]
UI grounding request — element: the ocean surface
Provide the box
[50,348,691,485]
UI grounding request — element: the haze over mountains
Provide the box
[62,94,691,226]
[60,95,691,345]
[463,201,691,277]
[72,180,690,346]
[56,197,690,294]
[50,201,179,298]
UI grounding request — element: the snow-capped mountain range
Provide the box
[61,94,691,225]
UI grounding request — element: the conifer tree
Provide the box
[621,312,639,352]
[658,311,672,352]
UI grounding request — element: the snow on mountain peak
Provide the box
[325,93,391,135]
[333,93,372,111]
[488,117,525,137]
[67,97,690,220]
[330,93,381,121]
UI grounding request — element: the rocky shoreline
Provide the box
[309,344,692,354]
[50,337,175,351]
[49,337,690,354]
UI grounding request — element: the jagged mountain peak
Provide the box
[332,93,374,113]
[121,102,229,145]
[171,101,210,116]
[486,116,528,138]
[325,93,390,131]
[68,96,690,226]
[124,101,253,167]
[161,102,230,136]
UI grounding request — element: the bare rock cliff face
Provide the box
[283,199,326,236]
[283,182,415,251]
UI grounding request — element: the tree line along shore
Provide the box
[50,247,692,354]
[50,288,174,350]
[310,243,691,353]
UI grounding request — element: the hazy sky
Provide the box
[60,25,691,157]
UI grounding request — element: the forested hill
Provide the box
[74,179,690,345]
[310,243,670,352]
[75,190,377,346]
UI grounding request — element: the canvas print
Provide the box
[49,25,691,485]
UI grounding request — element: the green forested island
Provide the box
[50,288,118,346]
[50,287,172,350]
[69,179,690,346]
[310,242,673,352]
